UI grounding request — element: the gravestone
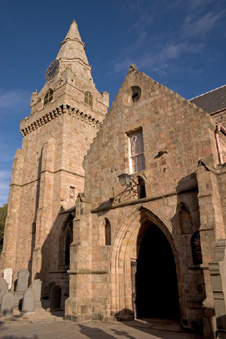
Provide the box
[0,278,8,304]
[31,279,42,308]
[16,269,30,292]
[22,288,35,313]
[4,268,13,290]
[50,285,61,311]
[0,292,13,317]
[48,281,56,298]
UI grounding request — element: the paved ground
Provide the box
[0,314,203,339]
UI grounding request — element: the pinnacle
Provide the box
[63,19,82,43]
[56,20,89,66]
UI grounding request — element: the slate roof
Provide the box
[190,85,226,114]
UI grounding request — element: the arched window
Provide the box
[191,231,203,265]
[137,176,146,199]
[104,218,111,246]
[178,203,193,235]
[84,91,93,107]
[64,220,73,267]
[44,89,53,106]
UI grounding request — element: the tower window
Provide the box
[128,129,145,173]
[84,91,93,107]
[44,89,53,106]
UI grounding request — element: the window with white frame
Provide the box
[128,129,145,173]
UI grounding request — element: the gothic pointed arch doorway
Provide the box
[135,220,179,320]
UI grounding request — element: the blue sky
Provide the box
[0,0,226,205]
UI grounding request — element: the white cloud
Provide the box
[115,57,134,73]
[183,10,226,38]
[114,1,223,81]
[0,88,30,111]
[187,0,215,11]
[0,142,16,164]
[0,171,11,179]
[114,41,204,76]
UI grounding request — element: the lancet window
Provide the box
[104,218,111,246]
[84,91,93,107]
[128,129,145,173]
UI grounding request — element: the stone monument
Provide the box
[31,279,42,308]
[0,278,8,304]
[16,269,30,292]
[22,288,35,313]
[3,268,13,290]
[0,292,13,317]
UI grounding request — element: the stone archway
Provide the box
[110,207,181,321]
[136,220,179,319]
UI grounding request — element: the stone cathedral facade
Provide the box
[1,21,226,338]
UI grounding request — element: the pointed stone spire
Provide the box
[61,20,82,45]
[56,20,91,78]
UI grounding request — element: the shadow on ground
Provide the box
[78,323,136,339]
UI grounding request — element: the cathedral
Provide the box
[1,20,226,338]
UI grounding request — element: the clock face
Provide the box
[45,59,60,82]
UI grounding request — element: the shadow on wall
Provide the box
[34,204,75,314]
[171,172,206,334]
[216,315,226,337]
[27,149,43,280]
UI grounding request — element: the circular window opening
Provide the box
[131,86,141,103]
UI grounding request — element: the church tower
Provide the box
[1,20,108,299]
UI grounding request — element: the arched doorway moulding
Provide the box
[110,206,181,318]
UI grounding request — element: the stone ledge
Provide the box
[20,104,101,136]
[68,269,108,275]
[91,185,198,213]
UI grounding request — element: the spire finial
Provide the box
[128,64,138,74]
[56,20,91,76]
[62,19,82,43]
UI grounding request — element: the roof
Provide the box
[190,85,226,113]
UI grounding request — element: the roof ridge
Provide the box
[189,84,226,101]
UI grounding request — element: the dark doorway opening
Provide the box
[136,222,179,320]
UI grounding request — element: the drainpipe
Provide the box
[215,123,224,165]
